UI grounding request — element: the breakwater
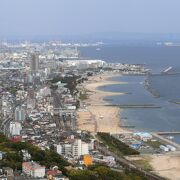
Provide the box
[106,104,161,108]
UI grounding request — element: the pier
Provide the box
[91,104,161,108]
[157,132,180,135]
[105,104,161,108]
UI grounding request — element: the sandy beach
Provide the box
[149,153,180,180]
[77,72,180,179]
[127,153,180,180]
[77,72,128,134]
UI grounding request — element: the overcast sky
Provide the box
[0,0,180,36]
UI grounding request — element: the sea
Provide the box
[79,45,180,143]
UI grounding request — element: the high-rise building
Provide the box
[72,139,89,157]
[9,122,22,136]
[57,139,89,158]
[30,53,39,74]
[15,106,26,121]
[57,144,72,156]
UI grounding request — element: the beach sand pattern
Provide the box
[77,73,128,134]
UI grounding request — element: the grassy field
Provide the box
[146,140,162,149]
[79,93,88,100]
[97,132,139,156]
[132,159,153,171]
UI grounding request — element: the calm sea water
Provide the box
[148,74,180,102]
[80,45,180,142]
[79,45,180,72]
[99,76,180,132]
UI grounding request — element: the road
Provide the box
[0,115,12,135]
[152,132,180,150]
[52,90,70,130]
[94,136,165,180]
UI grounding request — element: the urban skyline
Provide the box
[0,1,179,180]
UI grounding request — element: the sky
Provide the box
[0,0,180,37]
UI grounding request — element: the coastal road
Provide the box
[152,132,180,150]
[94,134,165,180]
[97,146,165,180]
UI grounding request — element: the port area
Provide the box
[112,131,180,155]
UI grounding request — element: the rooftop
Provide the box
[23,161,45,170]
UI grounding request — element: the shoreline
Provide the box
[77,72,129,134]
[77,72,180,180]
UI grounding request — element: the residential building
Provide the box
[57,144,72,156]
[47,169,69,180]
[57,139,89,158]
[72,139,89,157]
[15,106,25,121]
[9,121,22,136]
[3,167,14,180]
[0,151,6,160]
[22,161,45,178]
[30,53,39,74]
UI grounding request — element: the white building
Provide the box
[9,122,22,136]
[38,87,51,97]
[57,144,63,155]
[72,139,89,157]
[57,139,89,158]
[21,150,31,161]
[15,106,26,121]
[57,144,72,156]
[0,151,6,160]
[89,139,95,150]
[22,161,45,178]
[65,60,106,69]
